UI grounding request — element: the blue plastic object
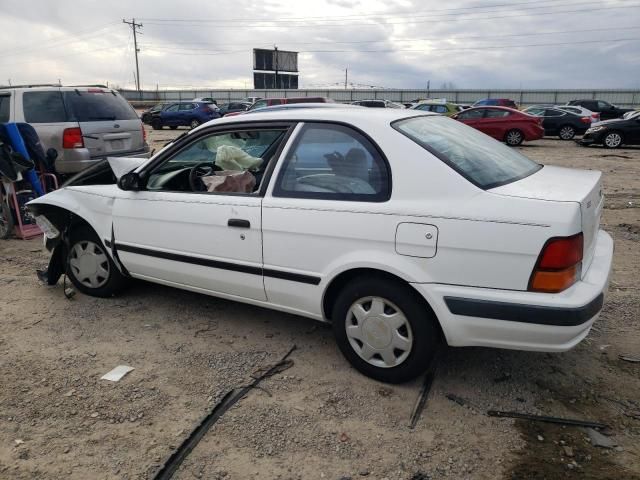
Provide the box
[3,122,44,196]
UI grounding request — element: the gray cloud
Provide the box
[0,0,638,89]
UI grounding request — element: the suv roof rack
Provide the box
[0,83,61,89]
[67,84,110,88]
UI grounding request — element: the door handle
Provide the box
[228,219,250,228]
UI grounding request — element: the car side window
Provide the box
[273,123,390,202]
[23,91,68,123]
[145,128,287,194]
[485,109,510,118]
[165,104,179,112]
[179,103,194,111]
[457,109,484,119]
[544,109,564,117]
[433,105,448,113]
[597,101,611,110]
[0,94,10,122]
[251,100,268,110]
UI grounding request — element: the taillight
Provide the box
[529,233,583,293]
[592,113,600,121]
[580,117,591,124]
[141,123,147,142]
[62,128,84,149]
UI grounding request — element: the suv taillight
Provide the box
[141,123,147,142]
[62,128,84,149]
[529,233,583,293]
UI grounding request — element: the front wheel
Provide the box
[67,227,128,297]
[603,131,623,149]
[332,277,439,383]
[505,129,524,146]
[558,125,576,140]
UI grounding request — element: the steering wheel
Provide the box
[188,162,214,191]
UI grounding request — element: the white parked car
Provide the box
[558,104,600,124]
[28,107,613,383]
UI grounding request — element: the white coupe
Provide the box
[29,106,613,383]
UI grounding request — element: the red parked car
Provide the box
[452,106,544,146]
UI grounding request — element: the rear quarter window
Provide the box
[23,91,68,123]
[63,90,138,121]
[393,115,542,190]
[0,94,10,122]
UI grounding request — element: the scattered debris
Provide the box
[563,446,574,457]
[152,345,296,480]
[488,410,607,429]
[14,439,24,446]
[339,432,350,442]
[101,365,135,382]
[445,393,469,407]
[619,354,640,363]
[537,435,544,442]
[408,356,439,429]
[585,428,617,449]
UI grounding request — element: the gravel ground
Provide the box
[0,125,639,480]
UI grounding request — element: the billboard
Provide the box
[253,72,299,89]
[253,49,298,73]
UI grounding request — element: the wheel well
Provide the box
[322,268,445,341]
[28,204,92,233]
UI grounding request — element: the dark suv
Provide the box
[150,101,220,130]
[567,99,632,120]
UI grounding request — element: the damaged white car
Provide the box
[28,107,613,383]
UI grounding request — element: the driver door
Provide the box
[112,125,290,301]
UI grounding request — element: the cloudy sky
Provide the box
[0,0,639,90]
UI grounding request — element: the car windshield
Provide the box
[393,116,542,189]
[63,90,138,122]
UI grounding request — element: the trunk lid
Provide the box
[490,165,604,276]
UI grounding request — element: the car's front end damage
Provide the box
[27,157,145,285]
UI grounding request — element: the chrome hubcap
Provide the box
[605,133,621,147]
[69,240,109,288]
[507,131,522,144]
[560,127,574,139]
[345,297,413,368]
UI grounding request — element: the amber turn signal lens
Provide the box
[530,265,580,293]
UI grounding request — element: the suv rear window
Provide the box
[0,94,10,122]
[23,91,68,123]
[393,116,542,189]
[62,90,138,121]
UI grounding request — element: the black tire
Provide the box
[0,196,13,239]
[558,125,576,140]
[603,131,623,149]
[190,119,201,129]
[66,227,128,297]
[170,126,178,130]
[332,276,439,383]
[505,129,524,146]
[152,119,163,130]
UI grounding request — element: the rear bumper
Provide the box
[413,230,614,351]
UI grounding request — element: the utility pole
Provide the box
[345,68,348,89]
[274,45,278,89]
[123,18,143,98]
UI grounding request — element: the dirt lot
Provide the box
[1,127,639,480]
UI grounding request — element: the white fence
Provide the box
[120,88,640,107]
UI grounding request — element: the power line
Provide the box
[139,1,640,28]
[140,37,640,57]
[139,25,640,50]
[136,0,619,23]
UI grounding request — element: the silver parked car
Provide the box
[0,85,150,174]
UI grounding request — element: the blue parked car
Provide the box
[150,102,220,130]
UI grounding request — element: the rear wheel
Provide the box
[603,131,623,149]
[559,125,576,140]
[152,119,163,130]
[67,227,127,297]
[332,276,439,383]
[505,129,524,146]
[190,119,201,129]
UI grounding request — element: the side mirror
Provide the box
[118,171,141,191]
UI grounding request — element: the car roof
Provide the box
[193,105,430,130]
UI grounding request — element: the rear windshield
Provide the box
[393,115,542,189]
[63,90,138,122]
